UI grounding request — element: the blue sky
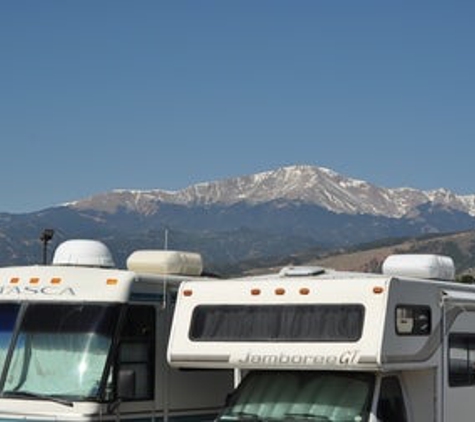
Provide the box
[0,1,474,213]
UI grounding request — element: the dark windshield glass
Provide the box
[217,371,375,422]
[1,303,120,401]
[190,304,365,342]
[0,304,21,369]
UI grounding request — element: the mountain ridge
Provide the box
[67,165,475,218]
[0,164,474,274]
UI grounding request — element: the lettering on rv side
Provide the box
[0,285,76,296]
[237,350,360,367]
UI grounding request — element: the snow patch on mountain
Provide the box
[69,165,475,218]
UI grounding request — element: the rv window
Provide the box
[190,304,365,342]
[395,305,431,336]
[448,334,475,387]
[116,305,155,401]
[377,376,408,422]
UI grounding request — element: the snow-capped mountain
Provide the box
[69,165,475,218]
[1,165,475,272]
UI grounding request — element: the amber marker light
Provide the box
[106,278,118,286]
[373,286,384,294]
[50,277,62,285]
[275,288,286,295]
[10,277,19,284]
[251,288,261,296]
[299,287,310,295]
[29,277,40,284]
[183,289,193,297]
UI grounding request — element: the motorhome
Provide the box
[0,239,233,421]
[168,254,475,421]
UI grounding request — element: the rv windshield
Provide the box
[217,371,374,422]
[0,303,120,401]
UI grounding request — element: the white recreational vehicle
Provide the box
[0,239,233,421]
[168,254,475,421]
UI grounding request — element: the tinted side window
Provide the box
[190,304,365,342]
[377,376,408,422]
[117,306,155,400]
[449,334,475,387]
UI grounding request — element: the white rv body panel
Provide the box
[0,265,138,304]
[169,272,449,372]
[170,274,391,371]
[167,257,475,422]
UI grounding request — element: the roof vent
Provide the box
[382,254,455,281]
[52,239,115,268]
[127,250,203,276]
[279,266,326,277]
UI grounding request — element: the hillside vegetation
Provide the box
[241,230,475,280]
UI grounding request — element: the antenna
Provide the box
[163,228,169,311]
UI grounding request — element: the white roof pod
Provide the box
[52,239,116,268]
[127,250,203,276]
[382,254,455,281]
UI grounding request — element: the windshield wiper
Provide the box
[218,411,264,421]
[2,390,74,407]
[284,413,330,421]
